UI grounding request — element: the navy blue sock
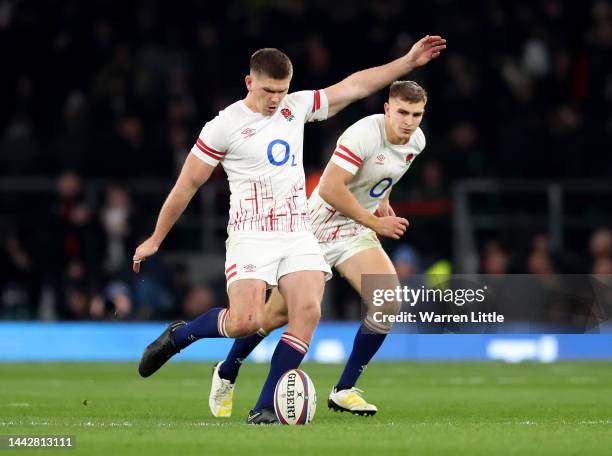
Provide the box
[219,330,267,383]
[172,308,229,350]
[335,323,387,390]
[253,332,308,412]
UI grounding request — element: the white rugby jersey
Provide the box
[309,114,426,243]
[190,90,328,233]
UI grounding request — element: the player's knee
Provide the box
[228,321,260,338]
[262,312,288,333]
[227,313,263,338]
[296,299,321,326]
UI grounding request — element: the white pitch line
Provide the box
[82,421,132,427]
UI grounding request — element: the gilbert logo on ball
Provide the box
[274,368,316,425]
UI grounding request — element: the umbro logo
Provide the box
[241,128,256,138]
[243,264,257,272]
[376,153,386,165]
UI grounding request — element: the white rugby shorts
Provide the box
[224,231,332,289]
[319,229,382,268]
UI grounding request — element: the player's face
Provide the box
[384,98,426,142]
[245,73,291,116]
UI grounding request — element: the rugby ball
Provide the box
[273,368,316,425]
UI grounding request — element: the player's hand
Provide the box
[375,200,396,217]
[372,216,409,240]
[132,237,160,273]
[405,35,447,68]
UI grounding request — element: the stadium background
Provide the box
[1,0,612,360]
[2,3,612,455]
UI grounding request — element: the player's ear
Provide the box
[245,75,253,92]
[384,102,390,116]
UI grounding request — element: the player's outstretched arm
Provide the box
[133,154,215,272]
[319,163,409,240]
[324,35,446,118]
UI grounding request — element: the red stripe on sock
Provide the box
[221,309,230,337]
[362,318,387,334]
[281,339,307,354]
[282,332,309,350]
[217,309,225,336]
[281,334,308,354]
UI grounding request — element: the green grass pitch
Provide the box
[1,362,611,455]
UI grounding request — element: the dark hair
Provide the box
[250,48,293,79]
[389,80,427,103]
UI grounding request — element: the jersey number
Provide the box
[267,139,297,167]
[369,177,393,198]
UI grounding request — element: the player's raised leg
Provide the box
[138,280,267,377]
[247,270,324,424]
[329,247,400,416]
[210,288,288,417]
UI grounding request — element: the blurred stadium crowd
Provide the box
[1,0,611,320]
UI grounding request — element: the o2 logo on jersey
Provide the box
[267,139,297,167]
[369,177,393,198]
